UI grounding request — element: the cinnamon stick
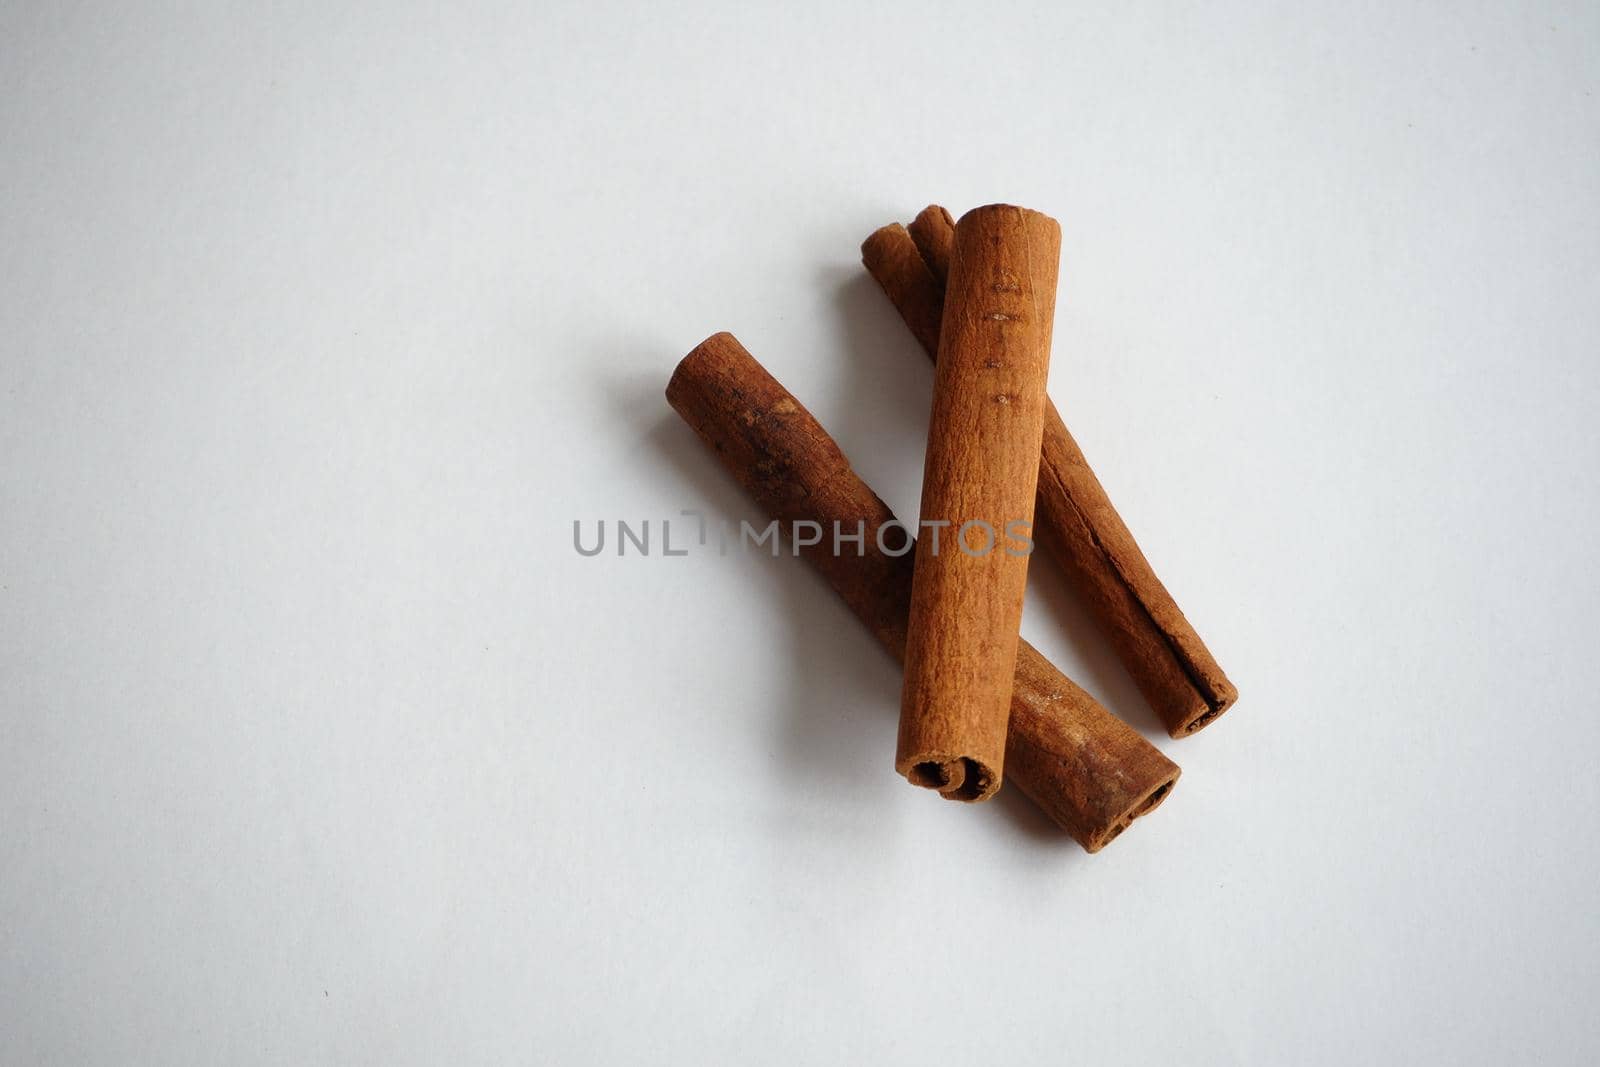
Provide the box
[863,208,1238,737]
[907,204,955,285]
[897,205,1061,800]
[666,332,1179,851]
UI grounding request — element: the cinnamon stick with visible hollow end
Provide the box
[666,332,1178,851]
[897,204,1061,801]
[864,208,1239,738]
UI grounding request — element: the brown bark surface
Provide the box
[907,204,956,285]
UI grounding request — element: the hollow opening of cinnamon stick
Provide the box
[1134,780,1174,817]
[907,756,991,801]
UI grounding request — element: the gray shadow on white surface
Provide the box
[640,405,905,813]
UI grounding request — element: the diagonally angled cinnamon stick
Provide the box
[667,331,1179,850]
[862,212,1238,737]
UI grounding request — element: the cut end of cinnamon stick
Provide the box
[1005,638,1181,850]
[959,202,1059,233]
[1085,768,1182,853]
[1134,778,1177,817]
[899,753,997,803]
[1174,680,1240,736]
[667,330,738,401]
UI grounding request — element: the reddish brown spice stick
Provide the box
[666,332,1178,851]
[863,208,1238,737]
[896,205,1061,801]
[907,204,955,285]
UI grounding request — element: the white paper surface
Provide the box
[3,3,1597,1063]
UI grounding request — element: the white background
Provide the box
[3,2,1597,1063]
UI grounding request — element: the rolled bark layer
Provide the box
[861,223,944,357]
[666,332,1178,850]
[907,204,955,285]
[897,205,1061,800]
[867,207,1238,737]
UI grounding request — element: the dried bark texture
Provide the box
[907,204,955,285]
[861,223,943,356]
[867,206,1239,737]
[666,332,1178,850]
[896,205,1061,801]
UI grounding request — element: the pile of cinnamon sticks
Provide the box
[667,204,1236,852]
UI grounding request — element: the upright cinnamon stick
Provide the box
[897,205,1061,801]
[863,208,1238,737]
[666,332,1178,851]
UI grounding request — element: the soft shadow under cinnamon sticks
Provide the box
[862,210,1238,738]
[666,331,1179,852]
